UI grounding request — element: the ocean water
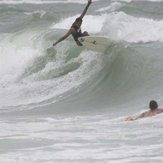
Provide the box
[0,0,163,162]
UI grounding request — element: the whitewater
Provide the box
[0,0,163,162]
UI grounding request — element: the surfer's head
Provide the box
[149,100,158,110]
[74,17,82,28]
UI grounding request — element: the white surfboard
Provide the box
[79,35,114,53]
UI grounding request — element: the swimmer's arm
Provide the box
[158,109,163,114]
[125,113,145,121]
[134,113,145,120]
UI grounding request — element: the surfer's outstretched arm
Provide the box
[80,0,92,19]
[53,29,73,46]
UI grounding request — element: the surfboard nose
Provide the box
[78,36,114,53]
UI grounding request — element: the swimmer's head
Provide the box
[149,100,158,110]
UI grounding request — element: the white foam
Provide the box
[0,33,40,79]
[102,12,163,43]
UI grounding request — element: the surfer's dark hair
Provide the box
[149,100,158,110]
[75,17,83,23]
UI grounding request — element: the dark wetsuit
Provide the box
[71,23,83,46]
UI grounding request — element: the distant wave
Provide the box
[96,2,124,13]
[114,0,163,2]
[0,0,100,5]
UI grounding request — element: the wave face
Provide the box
[1,1,163,162]
[1,0,163,112]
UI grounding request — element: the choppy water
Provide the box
[0,0,163,162]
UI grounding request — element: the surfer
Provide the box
[53,0,92,46]
[125,100,163,121]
